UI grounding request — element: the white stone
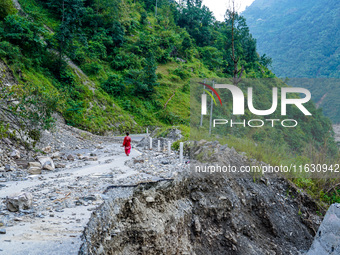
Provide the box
[37,156,55,170]
[42,146,52,153]
[6,192,33,212]
[146,196,155,203]
[10,150,20,159]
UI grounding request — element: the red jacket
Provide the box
[123,136,131,149]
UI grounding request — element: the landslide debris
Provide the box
[80,141,322,255]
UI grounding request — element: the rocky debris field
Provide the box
[80,140,325,255]
[0,123,334,255]
[0,119,117,179]
[0,123,186,254]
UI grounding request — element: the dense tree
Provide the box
[0,15,46,62]
[50,0,85,72]
[0,0,17,20]
[176,0,215,47]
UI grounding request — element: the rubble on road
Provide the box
[6,192,33,212]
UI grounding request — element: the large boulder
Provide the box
[36,156,55,171]
[28,162,42,168]
[6,192,33,212]
[307,203,340,255]
[27,161,42,175]
[28,167,42,175]
[10,149,20,159]
[4,164,16,172]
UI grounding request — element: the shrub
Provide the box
[0,41,21,60]
[82,62,103,75]
[1,15,46,55]
[172,67,190,80]
[101,74,125,96]
[0,0,17,20]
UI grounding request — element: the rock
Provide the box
[28,162,42,168]
[90,153,97,156]
[307,203,340,255]
[4,165,16,172]
[82,195,97,201]
[15,160,28,169]
[3,138,12,145]
[42,146,52,154]
[198,139,207,146]
[55,163,66,169]
[145,196,155,203]
[101,194,109,200]
[88,156,98,161]
[0,229,6,234]
[176,57,186,63]
[193,215,201,233]
[51,152,60,159]
[67,155,75,161]
[37,156,55,171]
[10,150,20,159]
[28,167,42,175]
[166,128,183,141]
[6,192,33,212]
[20,209,33,214]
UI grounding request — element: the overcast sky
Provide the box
[202,0,256,21]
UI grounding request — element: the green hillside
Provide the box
[0,0,272,135]
[242,0,340,123]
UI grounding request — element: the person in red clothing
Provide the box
[122,132,131,156]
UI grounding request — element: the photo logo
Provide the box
[200,82,312,128]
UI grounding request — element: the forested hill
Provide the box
[242,0,340,123]
[242,0,340,78]
[0,0,272,135]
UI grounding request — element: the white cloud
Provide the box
[202,0,255,21]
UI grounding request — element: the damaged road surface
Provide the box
[0,143,141,255]
[0,137,327,255]
[0,139,182,255]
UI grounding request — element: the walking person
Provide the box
[122,132,131,156]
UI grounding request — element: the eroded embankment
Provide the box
[79,142,323,255]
